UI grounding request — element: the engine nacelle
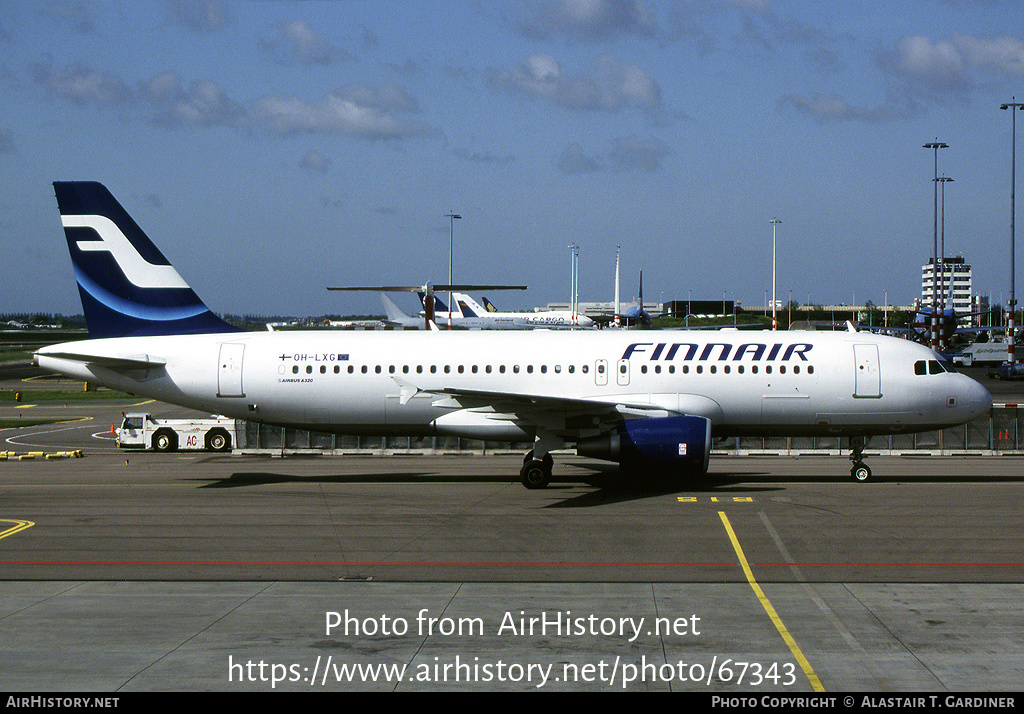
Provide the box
[576,415,711,474]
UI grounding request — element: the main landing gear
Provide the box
[849,436,871,482]
[520,432,560,489]
[520,450,553,489]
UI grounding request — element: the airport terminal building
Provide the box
[921,256,973,322]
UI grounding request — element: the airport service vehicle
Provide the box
[996,362,1024,380]
[116,412,236,452]
[35,182,992,486]
[954,341,1014,367]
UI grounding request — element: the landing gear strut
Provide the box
[849,436,871,482]
[520,450,553,489]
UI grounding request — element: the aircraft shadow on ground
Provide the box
[194,471,497,488]
[194,465,788,508]
[192,463,1024,504]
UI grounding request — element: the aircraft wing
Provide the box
[393,381,701,438]
[430,386,675,414]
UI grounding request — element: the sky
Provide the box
[1,0,1023,319]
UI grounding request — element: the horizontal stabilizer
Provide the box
[34,348,166,372]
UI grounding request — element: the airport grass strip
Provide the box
[718,510,825,693]
[0,389,132,401]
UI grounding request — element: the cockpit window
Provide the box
[915,358,956,376]
[935,355,956,373]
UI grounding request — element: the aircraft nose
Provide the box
[961,376,992,418]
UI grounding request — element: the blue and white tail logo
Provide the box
[53,182,240,338]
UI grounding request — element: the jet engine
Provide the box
[576,415,711,474]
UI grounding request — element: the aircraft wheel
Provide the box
[153,429,177,453]
[205,429,231,452]
[851,463,871,482]
[520,460,552,489]
[522,450,553,468]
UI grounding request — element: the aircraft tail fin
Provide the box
[418,291,458,317]
[453,293,488,318]
[380,293,412,322]
[456,299,478,318]
[944,274,956,311]
[53,182,240,339]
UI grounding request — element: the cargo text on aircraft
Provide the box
[621,342,813,362]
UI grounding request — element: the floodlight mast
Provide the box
[1001,100,1024,366]
[770,218,781,331]
[937,175,953,351]
[923,140,948,350]
[445,212,461,330]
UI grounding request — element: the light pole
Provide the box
[1001,99,1024,365]
[923,141,948,350]
[770,218,781,331]
[568,243,579,325]
[937,175,953,350]
[445,212,461,329]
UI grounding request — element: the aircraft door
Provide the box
[218,343,245,398]
[595,359,608,386]
[853,344,881,398]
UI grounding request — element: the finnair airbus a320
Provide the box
[35,182,992,487]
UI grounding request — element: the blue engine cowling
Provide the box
[576,415,711,474]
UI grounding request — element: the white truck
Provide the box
[953,341,1013,367]
[116,413,237,452]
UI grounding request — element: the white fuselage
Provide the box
[433,311,596,330]
[35,329,991,444]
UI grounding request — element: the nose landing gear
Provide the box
[849,436,871,482]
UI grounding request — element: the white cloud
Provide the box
[489,54,661,112]
[891,35,970,94]
[885,33,1024,96]
[778,92,906,123]
[558,137,669,173]
[784,32,1024,123]
[264,19,354,65]
[954,33,1024,77]
[142,73,246,128]
[31,63,133,106]
[252,86,431,139]
[33,60,432,141]
[521,0,657,41]
[165,0,229,33]
[609,136,670,171]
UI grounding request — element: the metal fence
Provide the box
[234,404,1024,456]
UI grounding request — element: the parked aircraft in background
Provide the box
[589,271,666,329]
[36,182,991,487]
[838,282,993,349]
[380,293,427,329]
[447,293,595,330]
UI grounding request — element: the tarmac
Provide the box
[2,362,1024,692]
